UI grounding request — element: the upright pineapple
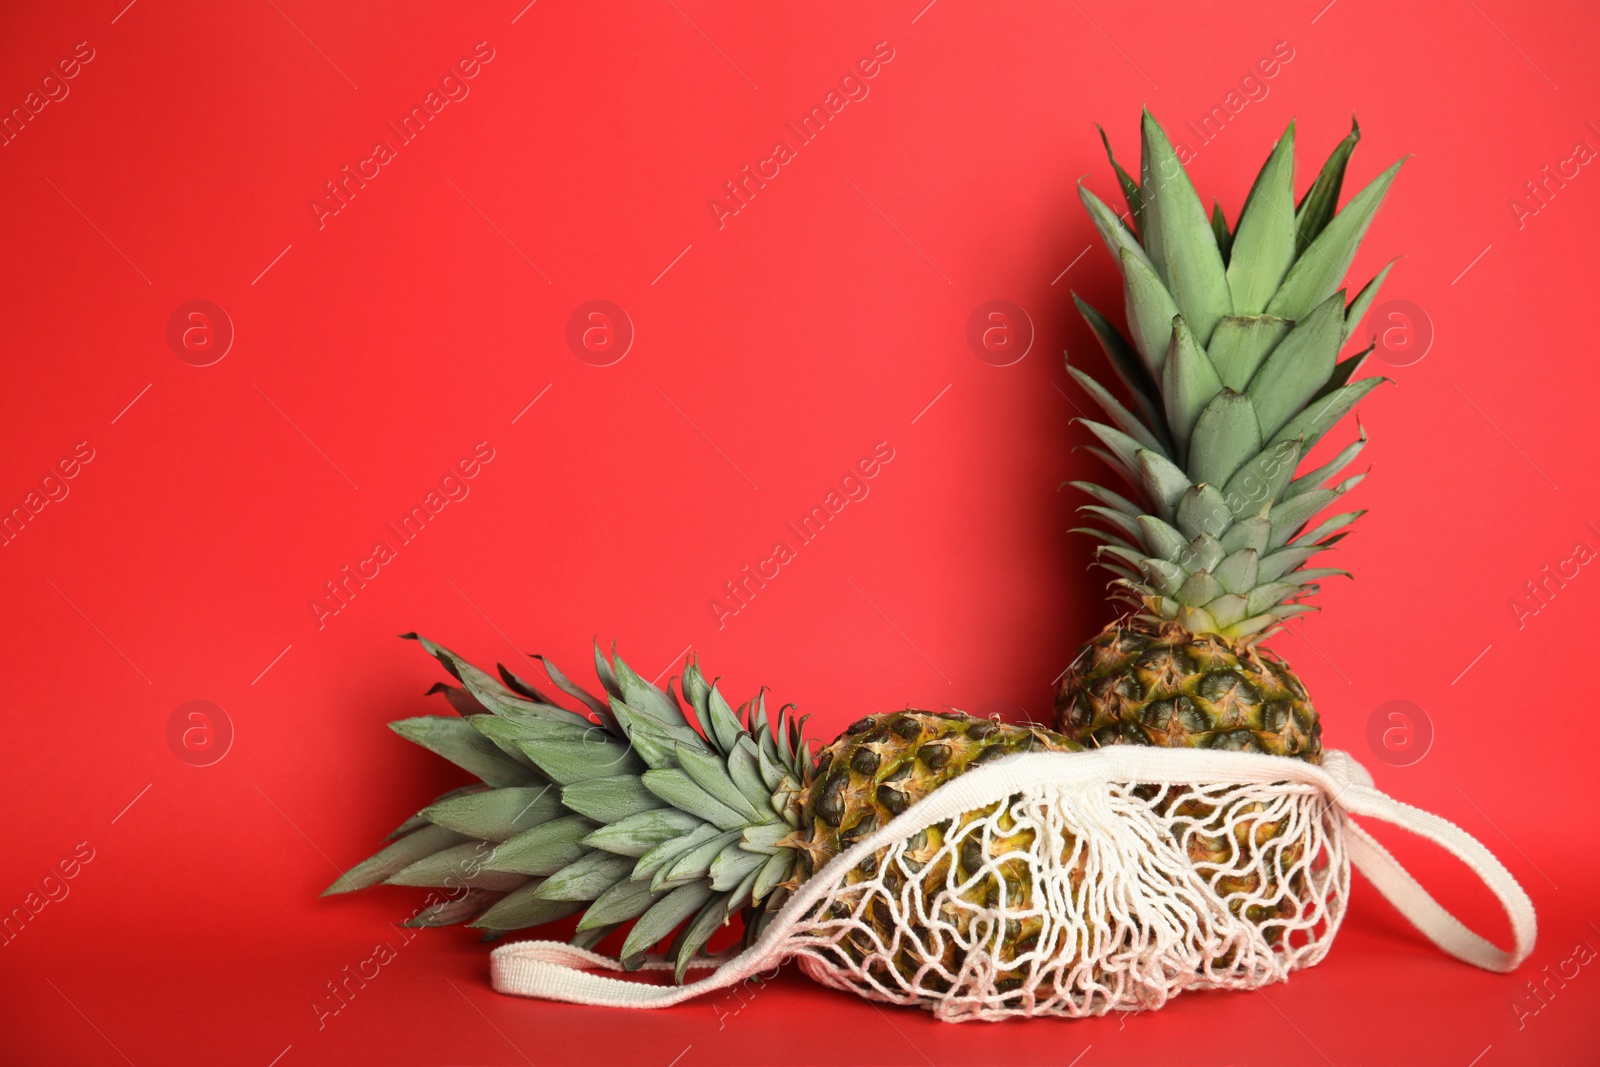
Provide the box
[328,636,1079,981]
[1055,112,1402,761]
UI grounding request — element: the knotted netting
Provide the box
[489,748,1535,1020]
[787,771,1345,1020]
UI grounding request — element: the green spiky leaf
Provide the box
[1269,377,1385,452]
[1162,316,1225,458]
[1295,116,1360,254]
[471,884,584,931]
[1227,122,1297,315]
[533,850,635,902]
[1097,123,1143,232]
[1248,291,1347,439]
[582,808,703,859]
[1187,390,1261,489]
[1206,315,1293,393]
[1210,200,1231,263]
[324,824,467,896]
[1069,364,1167,454]
[620,881,714,965]
[1120,247,1181,378]
[1174,483,1233,540]
[388,842,526,891]
[1270,158,1404,320]
[1344,259,1396,343]
[389,717,539,789]
[1140,110,1232,344]
[577,877,660,931]
[484,816,597,876]
[422,786,561,842]
[561,776,664,823]
[1080,183,1153,275]
[1073,295,1169,438]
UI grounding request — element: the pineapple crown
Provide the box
[1070,110,1403,640]
[329,636,813,982]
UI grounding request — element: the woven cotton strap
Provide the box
[490,747,1537,1007]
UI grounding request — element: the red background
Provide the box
[2,1,1597,1064]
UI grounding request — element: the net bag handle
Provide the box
[489,748,1537,1007]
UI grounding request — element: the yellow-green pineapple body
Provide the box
[1056,620,1320,761]
[797,711,1082,991]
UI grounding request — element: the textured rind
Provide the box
[795,712,1082,981]
[1052,619,1319,936]
[788,771,1343,1020]
[1054,619,1321,763]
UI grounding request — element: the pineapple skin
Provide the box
[1054,619,1322,762]
[792,711,1081,987]
[798,711,1077,872]
[1055,622,1320,941]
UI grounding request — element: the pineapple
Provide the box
[328,635,1080,982]
[1056,111,1403,762]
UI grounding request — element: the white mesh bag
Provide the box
[489,748,1536,1020]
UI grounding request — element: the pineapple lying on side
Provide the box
[1056,111,1403,761]
[327,636,1080,982]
